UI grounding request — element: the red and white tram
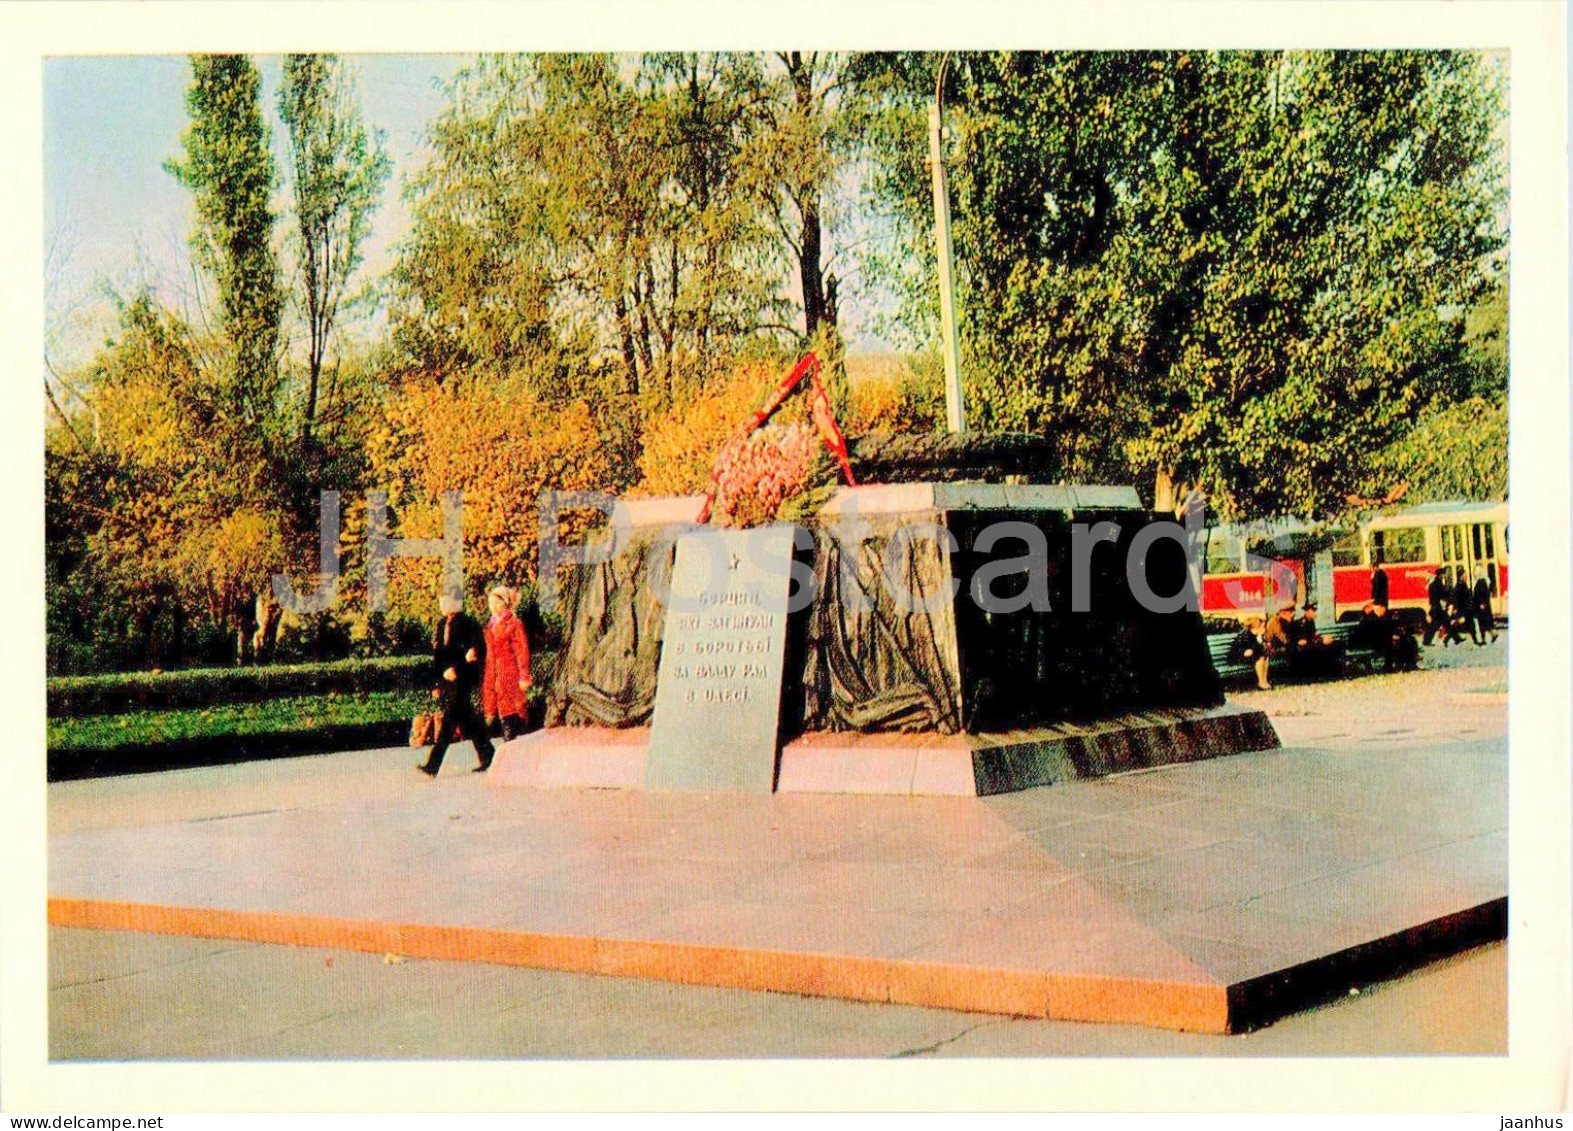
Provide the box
[1199,500,1508,625]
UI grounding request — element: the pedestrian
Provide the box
[1229,616,1271,691]
[1472,568,1499,645]
[417,592,495,777]
[1370,558,1389,609]
[482,584,533,740]
[1388,618,1420,672]
[1290,601,1342,678]
[1263,604,1296,676]
[1423,569,1459,646]
[1451,567,1480,646]
[1352,602,1389,659]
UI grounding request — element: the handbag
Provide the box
[410,711,438,747]
[409,708,466,747]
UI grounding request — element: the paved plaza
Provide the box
[48,640,1508,1056]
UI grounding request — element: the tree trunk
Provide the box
[303,236,323,445]
[614,290,639,395]
[170,603,186,668]
[800,193,825,338]
[634,267,656,390]
[788,53,827,339]
[1154,466,1176,514]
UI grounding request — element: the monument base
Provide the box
[487,704,1279,797]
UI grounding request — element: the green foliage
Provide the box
[863,50,1507,520]
[47,655,429,718]
[1380,396,1507,503]
[163,55,285,428]
[392,54,790,405]
[279,54,392,444]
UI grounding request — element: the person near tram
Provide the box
[1388,617,1421,671]
[1262,604,1297,673]
[1352,602,1391,661]
[1288,601,1342,678]
[1451,567,1480,645]
[1472,568,1499,645]
[1423,569,1462,647]
[1370,558,1389,609]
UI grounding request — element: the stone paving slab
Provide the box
[48,658,1507,1035]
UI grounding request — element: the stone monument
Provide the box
[489,430,1279,797]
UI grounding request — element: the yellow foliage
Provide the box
[635,362,800,497]
[167,507,286,624]
[845,356,945,436]
[363,376,615,618]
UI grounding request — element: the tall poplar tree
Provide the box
[279,54,391,445]
[164,54,285,430]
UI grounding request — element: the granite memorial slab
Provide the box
[644,524,797,792]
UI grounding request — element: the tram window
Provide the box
[1371,527,1426,564]
[1331,531,1363,567]
[1205,536,1241,574]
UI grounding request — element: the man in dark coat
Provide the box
[1423,569,1456,645]
[1370,559,1390,609]
[1451,567,1480,646]
[418,593,496,776]
[1472,569,1499,644]
[1289,601,1342,678]
[1362,603,1407,669]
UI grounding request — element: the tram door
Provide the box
[1437,522,1503,615]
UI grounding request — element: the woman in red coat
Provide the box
[482,585,532,739]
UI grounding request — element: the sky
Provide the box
[43,53,898,376]
[44,54,467,371]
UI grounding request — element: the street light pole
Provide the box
[929,55,966,435]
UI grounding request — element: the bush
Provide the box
[846,351,946,436]
[47,655,430,718]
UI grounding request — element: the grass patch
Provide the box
[49,689,431,755]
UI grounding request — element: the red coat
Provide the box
[482,609,531,719]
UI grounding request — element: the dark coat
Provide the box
[1472,578,1493,615]
[1353,610,1393,654]
[1451,579,1474,618]
[1291,615,1321,646]
[433,611,487,695]
[1428,574,1448,615]
[1228,627,1264,664]
[1371,567,1389,608]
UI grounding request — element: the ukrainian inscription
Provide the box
[645,526,795,792]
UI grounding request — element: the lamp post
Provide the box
[929,55,966,435]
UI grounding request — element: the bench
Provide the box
[1206,633,1257,685]
[1206,622,1385,686]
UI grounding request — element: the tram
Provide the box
[1199,500,1508,625]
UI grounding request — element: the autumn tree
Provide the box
[47,294,296,669]
[747,51,882,377]
[357,378,620,628]
[279,54,392,447]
